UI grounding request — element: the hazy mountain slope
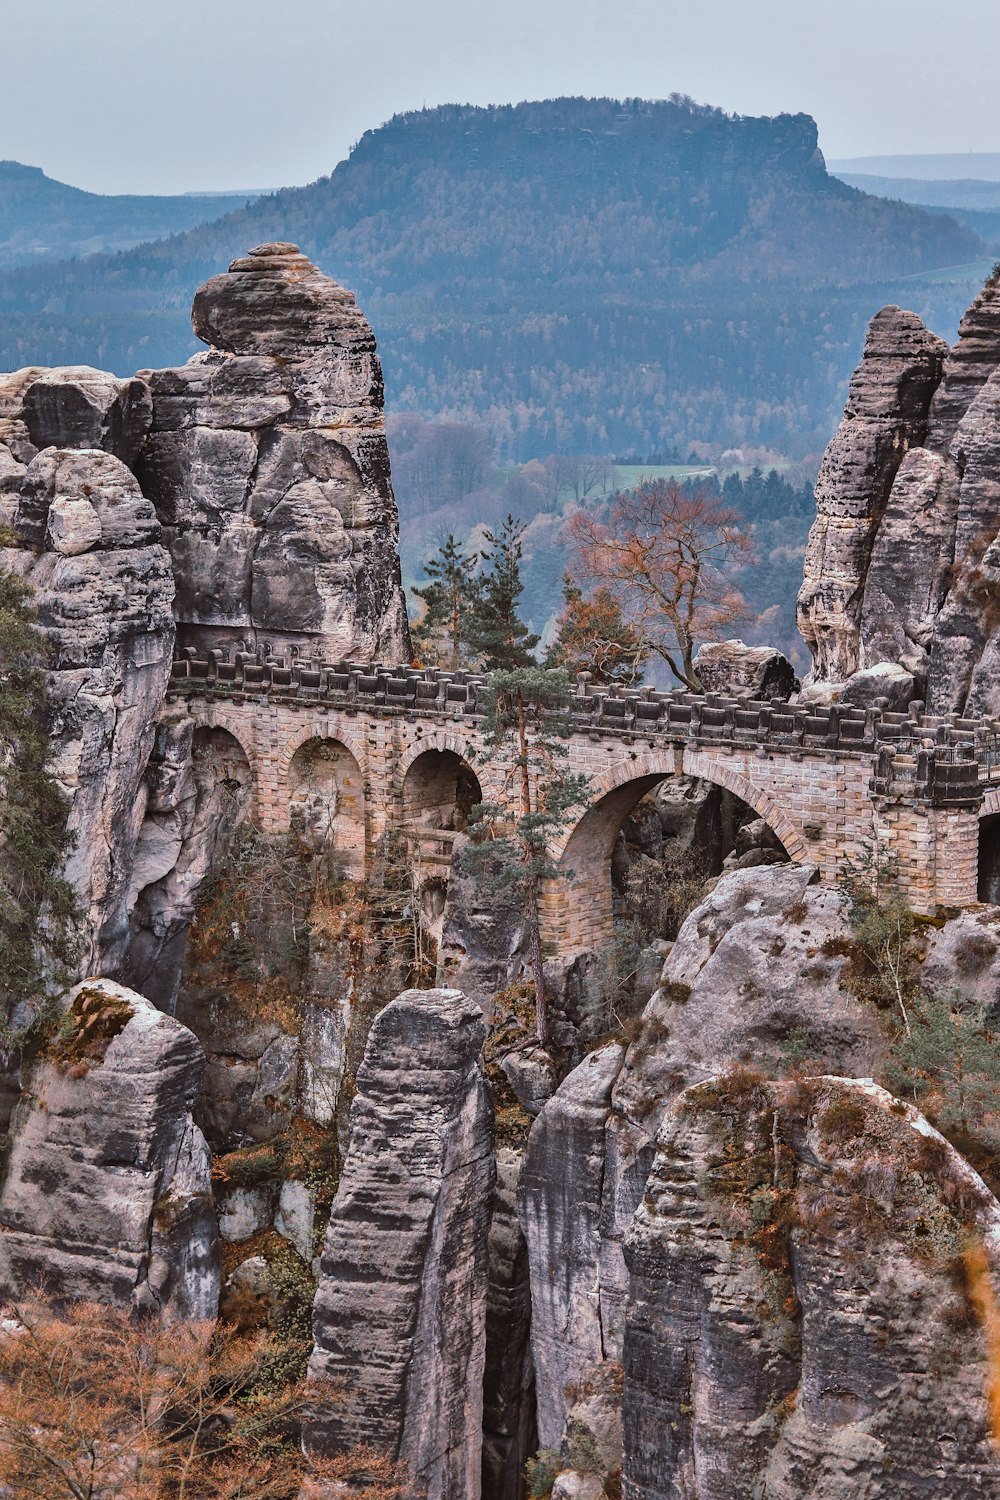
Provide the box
[0,98,985,457]
[835,173,1000,210]
[828,152,1000,180]
[0,160,260,265]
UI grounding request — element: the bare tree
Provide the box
[567,479,753,690]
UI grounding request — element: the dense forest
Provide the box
[0,160,253,265]
[0,97,989,459]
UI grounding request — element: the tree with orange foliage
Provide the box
[546,575,648,686]
[0,1295,372,1500]
[567,480,753,690]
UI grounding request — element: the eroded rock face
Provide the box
[798,271,1000,714]
[521,865,887,1451]
[0,446,174,976]
[482,1146,537,1500]
[0,979,218,1319]
[305,988,494,1500]
[0,364,152,467]
[137,243,411,665]
[692,639,797,699]
[797,306,947,688]
[622,1075,1000,1498]
[518,1043,625,1449]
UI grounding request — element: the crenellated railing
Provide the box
[166,647,1000,807]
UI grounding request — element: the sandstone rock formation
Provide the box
[518,1042,624,1448]
[798,270,1000,713]
[0,364,152,467]
[137,243,410,665]
[482,1146,537,1500]
[622,1075,1000,1498]
[692,638,797,698]
[797,306,947,689]
[306,987,494,1499]
[0,978,218,1318]
[0,442,174,976]
[521,864,887,1449]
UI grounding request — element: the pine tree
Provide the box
[409,533,479,669]
[885,989,1000,1140]
[546,574,648,685]
[0,553,79,1042]
[463,666,590,1045]
[466,514,540,670]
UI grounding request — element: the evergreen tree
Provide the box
[466,514,540,670]
[463,666,590,1045]
[885,989,1000,1140]
[0,553,79,1042]
[546,575,648,686]
[410,533,479,669]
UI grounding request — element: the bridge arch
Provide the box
[285,735,366,880]
[546,747,802,954]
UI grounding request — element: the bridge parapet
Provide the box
[167,649,1000,799]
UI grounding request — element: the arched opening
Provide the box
[401,749,484,965]
[402,749,482,834]
[550,770,791,969]
[128,726,254,1009]
[287,737,365,880]
[979,813,1000,903]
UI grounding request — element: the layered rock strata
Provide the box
[0,978,218,1318]
[796,306,947,688]
[520,863,887,1448]
[0,437,174,976]
[799,270,1000,713]
[622,1075,1000,1498]
[136,242,410,665]
[305,988,494,1500]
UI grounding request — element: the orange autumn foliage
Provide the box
[567,479,753,689]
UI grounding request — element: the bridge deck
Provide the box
[167,653,999,804]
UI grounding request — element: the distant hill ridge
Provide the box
[0,159,259,265]
[0,96,988,458]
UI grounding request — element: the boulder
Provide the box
[21,366,152,464]
[622,1075,1000,1498]
[692,638,797,698]
[0,979,218,1319]
[305,988,494,1499]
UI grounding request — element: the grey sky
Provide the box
[5,0,999,195]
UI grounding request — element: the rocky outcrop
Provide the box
[482,1146,537,1500]
[622,1074,1000,1498]
[0,978,218,1318]
[797,306,947,689]
[518,1042,624,1448]
[0,364,152,467]
[692,638,797,699]
[0,444,174,976]
[521,864,887,1452]
[798,270,1000,714]
[305,988,494,1499]
[137,243,411,665]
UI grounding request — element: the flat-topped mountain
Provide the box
[0,159,257,265]
[0,97,986,457]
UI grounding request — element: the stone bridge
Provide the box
[165,651,1000,954]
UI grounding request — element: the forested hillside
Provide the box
[0,160,257,265]
[0,96,987,457]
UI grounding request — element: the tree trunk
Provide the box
[515,691,547,1045]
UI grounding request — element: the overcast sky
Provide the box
[6,0,998,195]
